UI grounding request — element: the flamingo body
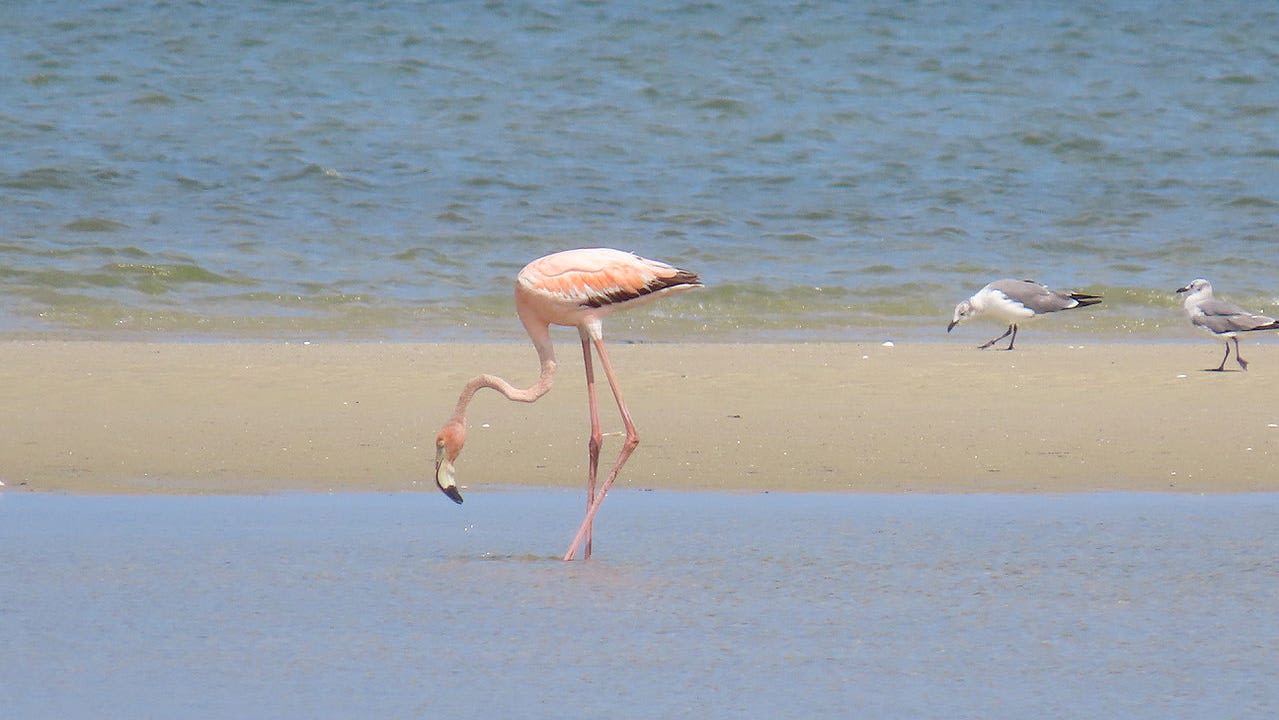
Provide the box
[515,247,701,329]
[435,248,702,560]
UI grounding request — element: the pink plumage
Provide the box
[434,248,702,560]
[515,247,702,325]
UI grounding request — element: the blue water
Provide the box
[2,1,1278,340]
[2,491,1276,719]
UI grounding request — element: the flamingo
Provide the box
[434,248,703,560]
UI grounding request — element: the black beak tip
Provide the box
[444,486,464,505]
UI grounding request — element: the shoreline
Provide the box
[3,340,1277,496]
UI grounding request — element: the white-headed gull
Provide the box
[1176,278,1279,371]
[948,278,1103,350]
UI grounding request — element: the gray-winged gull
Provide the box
[948,278,1102,350]
[1176,278,1279,371]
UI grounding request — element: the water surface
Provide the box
[2,491,1275,718]
[3,1,1278,341]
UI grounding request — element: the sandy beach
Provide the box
[2,339,1276,495]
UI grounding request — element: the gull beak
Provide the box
[1175,285,1190,294]
[435,445,464,505]
[947,320,958,332]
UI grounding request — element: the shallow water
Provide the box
[2,1,1278,341]
[2,491,1275,719]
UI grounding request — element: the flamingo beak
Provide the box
[435,445,464,505]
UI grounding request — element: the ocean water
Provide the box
[1,491,1276,719]
[2,1,1278,341]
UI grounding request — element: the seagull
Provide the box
[948,279,1102,350]
[1175,278,1279,371]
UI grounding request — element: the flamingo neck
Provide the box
[449,322,557,423]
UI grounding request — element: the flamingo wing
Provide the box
[519,248,702,311]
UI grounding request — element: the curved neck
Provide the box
[449,322,557,423]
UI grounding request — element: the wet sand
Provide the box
[2,340,1276,495]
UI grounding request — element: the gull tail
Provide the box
[1248,319,1279,333]
[1069,292,1103,308]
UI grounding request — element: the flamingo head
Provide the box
[948,299,974,332]
[434,421,466,504]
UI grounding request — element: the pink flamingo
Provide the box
[434,248,703,560]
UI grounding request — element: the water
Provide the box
[2,1,1278,341]
[2,491,1276,719]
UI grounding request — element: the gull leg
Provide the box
[979,324,1014,350]
[1003,324,1020,351]
[1212,341,1229,372]
[1234,337,1249,371]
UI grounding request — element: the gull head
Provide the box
[1176,279,1213,308]
[1176,278,1211,296]
[948,299,975,332]
[434,422,466,504]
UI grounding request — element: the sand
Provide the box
[2,339,1276,495]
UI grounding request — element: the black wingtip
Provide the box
[442,486,464,505]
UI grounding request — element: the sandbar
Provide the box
[1,340,1276,495]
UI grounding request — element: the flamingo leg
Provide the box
[579,330,602,560]
[563,335,639,561]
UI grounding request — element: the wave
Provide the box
[0,274,1257,342]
